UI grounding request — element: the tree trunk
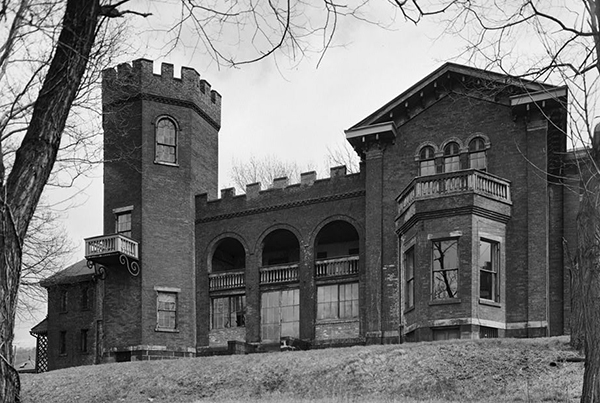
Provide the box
[568,248,585,351]
[0,0,101,401]
[578,174,600,403]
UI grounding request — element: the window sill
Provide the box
[154,161,179,167]
[429,298,462,306]
[316,318,359,325]
[155,327,180,333]
[479,298,501,308]
[404,306,415,314]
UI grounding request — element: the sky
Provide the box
[14,5,467,348]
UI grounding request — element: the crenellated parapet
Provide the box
[195,165,365,222]
[102,59,222,129]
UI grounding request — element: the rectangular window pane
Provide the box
[261,290,299,341]
[469,152,486,170]
[444,156,460,172]
[116,212,132,237]
[80,329,88,353]
[157,292,177,330]
[156,145,176,164]
[59,331,67,355]
[420,160,436,176]
[432,240,459,300]
[479,240,499,301]
[405,247,415,309]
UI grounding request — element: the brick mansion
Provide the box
[31,59,579,371]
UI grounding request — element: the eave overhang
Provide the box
[347,62,563,132]
[344,121,397,153]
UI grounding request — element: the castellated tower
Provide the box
[99,59,220,361]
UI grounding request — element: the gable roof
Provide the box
[39,259,93,287]
[348,62,563,130]
[30,317,48,335]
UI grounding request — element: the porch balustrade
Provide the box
[209,271,245,291]
[315,256,359,277]
[397,169,511,215]
[84,234,138,259]
[260,264,299,284]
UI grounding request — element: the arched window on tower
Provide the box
[443,142,460,172]
[155,117,177,164]
[418,146,436,176]
[469,137,487,170]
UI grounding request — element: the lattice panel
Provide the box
[36,335,48,373]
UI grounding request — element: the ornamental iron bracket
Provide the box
[87,253,140,280]
[87,260,107,281]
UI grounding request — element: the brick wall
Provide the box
[315,320,359,340]
[102,59,220,355]
[46,281,96,370]
[196,171,365,346]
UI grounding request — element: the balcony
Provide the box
[260,264,299,284]
[209,271,245,291]
[397,169,511,215]
[396,170,512,233]
[315,256,359,278]
[84,234,140,277]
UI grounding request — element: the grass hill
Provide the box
[21,336,583,403]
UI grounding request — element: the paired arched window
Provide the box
[468,137,487,170]
[418,146,436,176]
[155,117,177,164]
[416,136,489,176]
[443,142,460,173]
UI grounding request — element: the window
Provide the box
[59,331,67,355]
[479,326,498,339]
[115,212,132,238]
[479,239,499,301]
[156,292,177,330]
[404,247,415,310]
[80,329,89,354]
[432,327,460,341]
[211,295,246,329]
[317,283,359,320]
[155,117,177,164]
[443,142,460,172]
[432,239,459,300]
[469,137,487,170]
[81,287,93,311]
[59,290,68,312]
[419,146,436,176]
[261,289,299,341]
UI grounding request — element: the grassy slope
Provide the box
[21,337,583,403]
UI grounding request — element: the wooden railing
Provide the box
[84,234,138,259]
[315,256,359,277]
[209,271,245,291]
[260,264,299,284]
[397,169,511,215]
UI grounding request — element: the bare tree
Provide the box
[229,155,310,192]
[326,141,360,174]
[397,1,600,401]
[19,206,74,321]
[0,0,451,399]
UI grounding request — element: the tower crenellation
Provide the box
[102,59,222,127]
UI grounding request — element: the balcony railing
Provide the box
[315,256,359,278]
[260,264,299,284]
[84,234,138,259]
[209,271,245,291]
[397,169,511,215]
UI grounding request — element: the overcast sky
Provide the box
[15,8,468,348]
